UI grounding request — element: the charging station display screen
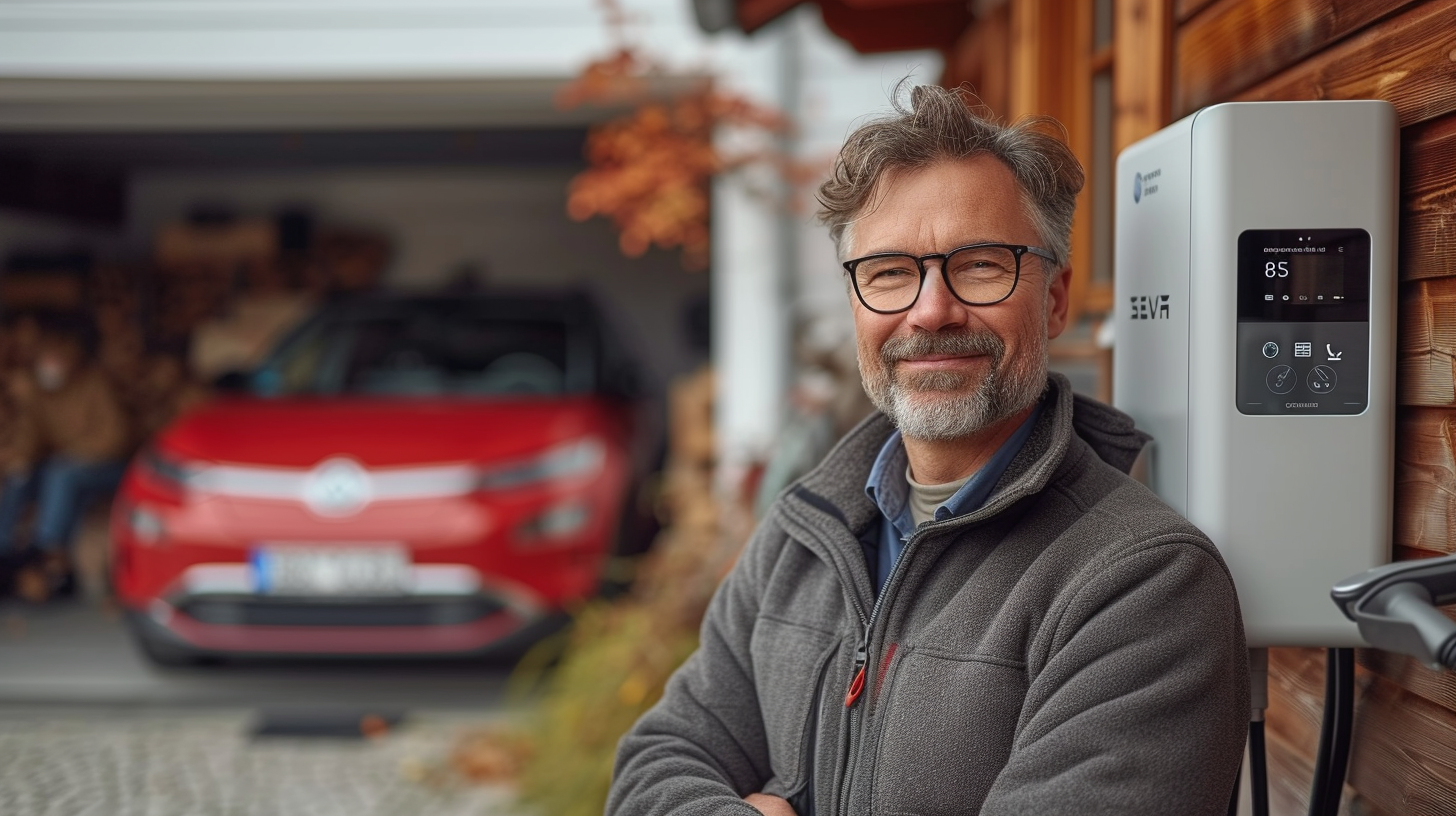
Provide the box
[1236,228,1371,417]
[1286,255,1343,301]
[1238,229,1370,322]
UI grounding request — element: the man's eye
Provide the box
[950,259,1011,276]
[869,267,915,281]
[858,262,919,286]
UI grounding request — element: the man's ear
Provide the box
[1045,265,1073,340]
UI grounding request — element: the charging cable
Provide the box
[1239,647,1353,816]
[1307,648,1354,816]
[1242,648,1269,816]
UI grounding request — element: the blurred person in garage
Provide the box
[0,347,38,594]
[0,317,129,601]
[607,84,1248,816]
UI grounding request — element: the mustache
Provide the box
[879,329,1005,366]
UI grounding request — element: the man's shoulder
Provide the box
[1043,440,1221,566]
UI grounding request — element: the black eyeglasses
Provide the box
[843,243,1057,314]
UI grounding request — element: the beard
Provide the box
[859,327,1048,441]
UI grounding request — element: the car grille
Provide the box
[176,596,507,627]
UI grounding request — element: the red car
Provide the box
[111,292,653,665]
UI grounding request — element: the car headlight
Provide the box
[477,438,606,491]
[129,507,166,545]
[516,502,592,545]
[139,447,199,493]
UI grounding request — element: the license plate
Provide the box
[251,547,410,596]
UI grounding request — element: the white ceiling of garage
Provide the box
[0,77,698,132]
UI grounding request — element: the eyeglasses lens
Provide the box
[854,246,1019,311]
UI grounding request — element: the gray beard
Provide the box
[860,328,1048,441]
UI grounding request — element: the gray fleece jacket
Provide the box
[608,375,1249,816]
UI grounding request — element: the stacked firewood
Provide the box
[0,212,392,448]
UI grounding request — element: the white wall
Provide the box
[0,0,764,82]
[126,166,709,386]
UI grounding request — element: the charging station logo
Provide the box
[1132,168,1159,203]
[1129,294,1170,320]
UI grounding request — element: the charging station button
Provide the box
[1308,365,1337,393]
[1266,365,1297,394]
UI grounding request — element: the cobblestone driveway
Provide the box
[0,708,519,816]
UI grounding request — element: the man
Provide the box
[607,85,1248,816]
[0,318,130,600]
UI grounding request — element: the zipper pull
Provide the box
[844,626,869,708]
[844,666,865,708]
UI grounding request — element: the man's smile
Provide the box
[896,352,990,364]
[895,353,990,372]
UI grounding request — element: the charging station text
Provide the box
[1128,294,1171,320]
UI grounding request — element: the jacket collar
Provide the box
[784,373,1078,531]
[772,372,1150,618]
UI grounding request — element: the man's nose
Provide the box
[906,262,968,333]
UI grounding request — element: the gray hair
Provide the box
[818,82,1085,271]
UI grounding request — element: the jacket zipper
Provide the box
[835,528,924,816]
[835,620,870,816]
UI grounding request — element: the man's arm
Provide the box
[982,537,1249,816]
[607,528,782,816]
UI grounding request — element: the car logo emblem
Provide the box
[302,458,373,517]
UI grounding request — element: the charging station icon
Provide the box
[1267,365,1297,394]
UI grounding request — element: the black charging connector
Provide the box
[1332,554,1456,670]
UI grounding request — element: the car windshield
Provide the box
[256,304,580,398]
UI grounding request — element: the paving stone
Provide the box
[0,710,520,816]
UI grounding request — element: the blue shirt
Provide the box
[863,402,1042,595]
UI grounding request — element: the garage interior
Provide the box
[0,78,711,598]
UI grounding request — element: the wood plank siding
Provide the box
[1231,0,1456,126]
[1396,408,1456,554]
[1174,1,1456,812]
[1115,0,1174,149]
[1400,115,1456,282]
[1174,0,1421,116]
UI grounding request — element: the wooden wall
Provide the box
[1173,0,1456,813]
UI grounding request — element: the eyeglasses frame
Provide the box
[842,242,1058,314]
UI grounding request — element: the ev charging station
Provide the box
[1114,100,1398,649]
[1110,100,1456,816]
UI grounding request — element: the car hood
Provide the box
[156,397,615,468]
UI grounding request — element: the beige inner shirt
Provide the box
[906,466,972,527]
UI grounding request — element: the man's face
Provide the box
[848,155,1071,441]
